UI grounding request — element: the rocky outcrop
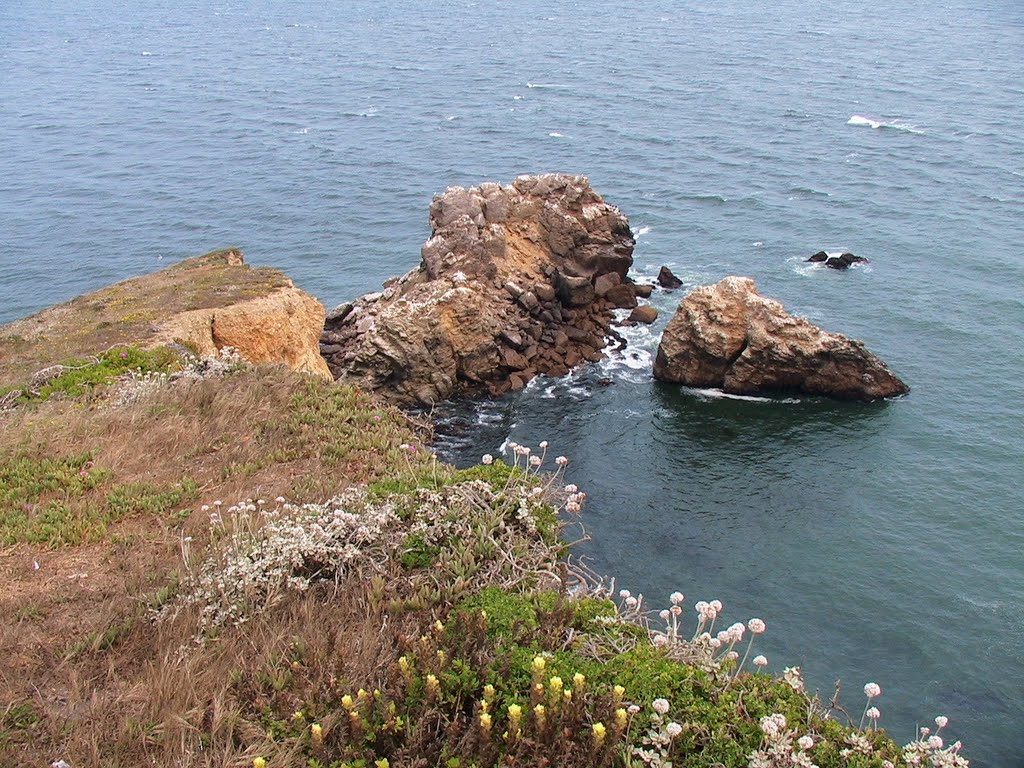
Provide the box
[807,251,869,270]
[0,249,331,388]
[321,174,637,405]
[653,277,909,401]
[155,286,332,379]
[657,266,684,289]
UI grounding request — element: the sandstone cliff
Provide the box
[653,276,909,401]
[321,174,639,404]
[0,249,331,388]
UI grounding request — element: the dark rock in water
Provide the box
[809,251,870,269]
[657,266,684,289]
[633,283,654,299]
[653,276,909,401]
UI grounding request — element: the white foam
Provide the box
[548,132,565,138]
[633,225,652,237]
[848,114,924,134]
[683,387,801,404]
[141,51,152,56]
[527,82,568,89]
[753,241,764,247]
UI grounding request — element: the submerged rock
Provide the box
[807,251,870,270]
[322,174,637,405]
[653,276,909,401]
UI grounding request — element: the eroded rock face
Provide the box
[653,277,909,401]
[321,174,637,405]
[158,287,332,379]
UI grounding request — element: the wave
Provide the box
[847,114,924,134]
[683,387,801,404]
[548,132,565,138]
[526,82,569,89]
[633,225,652,237]
[682,193,728,204]
[787,186,831,198]
[343,107,378,118]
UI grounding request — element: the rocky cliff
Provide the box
[0,249,331,388]
[321,174,639,405]
[653,276,909,401]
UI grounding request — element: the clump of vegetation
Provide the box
[0,354,970,767]
[0,344,182,406]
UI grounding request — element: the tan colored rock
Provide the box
[653,276,909,401]
[156,287,331,379]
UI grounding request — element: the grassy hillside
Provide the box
[0,268,964,767]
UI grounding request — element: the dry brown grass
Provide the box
[0,366,434,767]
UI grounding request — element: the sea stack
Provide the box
[321,174,639,405]
[653,276,909,401]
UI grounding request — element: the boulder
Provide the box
[653,276,909,401]
[628,306,658,324]
[657,266,684,289]
[633,283,654,299]
[604,283,638,309]
[807,251,828,263]
[323,174,636,405]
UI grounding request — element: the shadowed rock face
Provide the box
[321,174,637,405]
[653,276,909,401]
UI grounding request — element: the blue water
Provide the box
[2,1,1023,764]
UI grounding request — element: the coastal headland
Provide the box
[0,179,951,768]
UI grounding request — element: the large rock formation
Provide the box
[321,174,638,404]
[653,277,909,401]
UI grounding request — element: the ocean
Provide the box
[2,1,1023,764]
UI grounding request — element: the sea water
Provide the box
[2,1,1023,764]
